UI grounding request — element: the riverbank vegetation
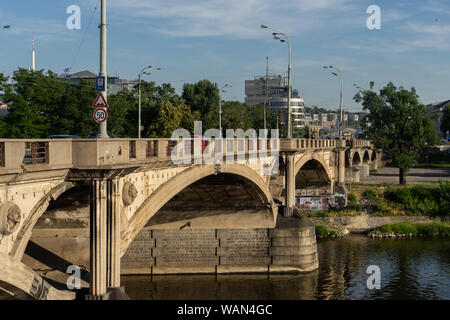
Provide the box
[369,221,450,238]
[303,180,450,218]
[361,180,449,217]
[315,225,341,239]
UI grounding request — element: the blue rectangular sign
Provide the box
[96,76,105,92]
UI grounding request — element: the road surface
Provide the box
[360,167,450,184]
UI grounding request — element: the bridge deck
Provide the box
[0,138,371,174]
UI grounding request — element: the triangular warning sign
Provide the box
[92,92,109,108]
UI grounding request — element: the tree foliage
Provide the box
[354,81,439,184]
[147,100,200,137]
[0,68,285,139]
[182,80,220,129]
[441,105,450,135]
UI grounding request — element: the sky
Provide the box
[1,0,450,112]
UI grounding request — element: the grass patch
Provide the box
[315,225,339,238]
[383,180,449,216]
[373,221,450,237]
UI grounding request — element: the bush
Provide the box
[315,225,338,238]
[346,192,362,211]
[439,180,450,215]
[363,189,377,200]
[347,193,357,202]
[383,184,444,216]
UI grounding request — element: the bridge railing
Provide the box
[0,138,374,172]
[279,138,340,151]
[352,139,371,148]
[0,139,73,173]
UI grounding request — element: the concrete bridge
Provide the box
[0,137,377,299]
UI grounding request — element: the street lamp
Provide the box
[219,84,231,137]
[324,65,344,139]
[138,65,161,138]
[261,24,292,138]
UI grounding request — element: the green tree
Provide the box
[222,101,253,132]
[3,69,53,137]
[107,88,136,137]
[354,82,439,184]
[293,125,309,138]
[147,100,200,137]
[182,80,219,129]
[247,103,279,133]
[441,105,450,136]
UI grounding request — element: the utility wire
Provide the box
[67,0,100,73]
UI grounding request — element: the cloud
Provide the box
[108,0,359,38]
[4,17,82,43]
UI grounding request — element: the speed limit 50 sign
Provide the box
[93,107,108,123]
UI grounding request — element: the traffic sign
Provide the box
[93,108,108,123]
[96,76,105,91]
[92,92,109,108]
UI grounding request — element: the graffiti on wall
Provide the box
[296,195,346,210]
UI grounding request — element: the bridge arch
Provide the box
[10,181,75,261]
[294,153,332,180]
[352,152,361,166]
[294,154,333,195]
[121,164,276,256]
[345,150,351,168]
[363,150,370,164]
[371,150,377,161]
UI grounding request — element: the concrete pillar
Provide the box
[106,178,121,289]
[338,149,345,186]
[359,164,370,177]
[87,180,108,299]
[371,152,378,170]
[284,153,295,217]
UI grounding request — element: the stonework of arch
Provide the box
[294,152,333,182]
[120,164,276,256]
[10,182,75,261]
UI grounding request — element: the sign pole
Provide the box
[98,0,109,138]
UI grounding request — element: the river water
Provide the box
[121,235,450,300]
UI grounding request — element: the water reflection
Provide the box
[122,235,450,300]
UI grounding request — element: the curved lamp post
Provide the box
[324,65,344,139]
[261,24,292,138]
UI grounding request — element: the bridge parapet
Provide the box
[279,138,340,151]
[0,139,72,174]
[351,139,371,148]
[0,138,373,173]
